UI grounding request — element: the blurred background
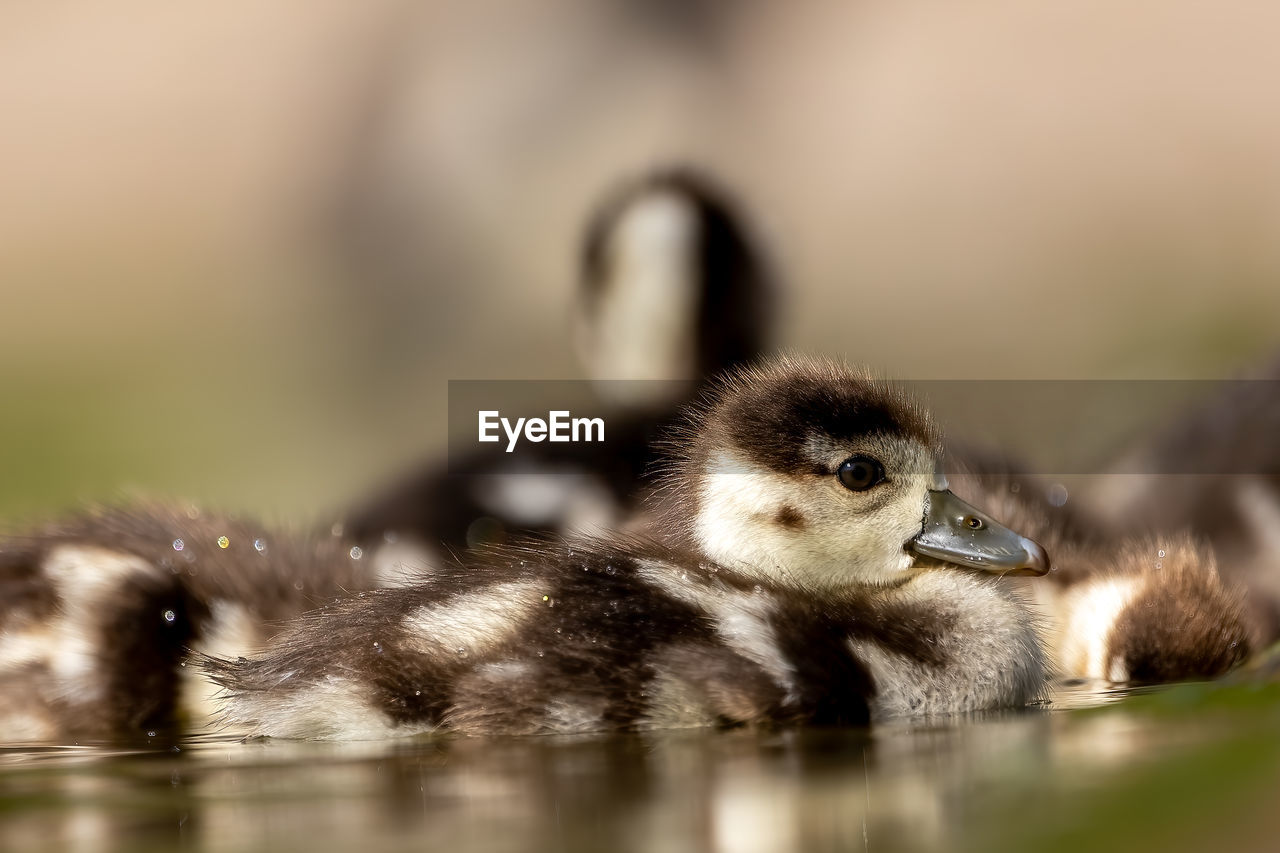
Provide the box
[4,0,1280,521]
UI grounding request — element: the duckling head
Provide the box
[655,355,1050,590]
[575,168,771,409]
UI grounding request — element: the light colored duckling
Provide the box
[209,357,1049,739]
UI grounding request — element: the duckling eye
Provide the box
[837,455,886,492]
[965,516,984,530]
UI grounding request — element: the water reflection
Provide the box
[1,680,1277,853]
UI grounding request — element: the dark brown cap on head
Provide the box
[691,356,942,475]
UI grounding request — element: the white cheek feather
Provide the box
[402,581,543,659]
[40,545,162,704]
[635,559,798,703]
[694,452,790,569]
[1055,576,1144,681]
[586,190,700,389]
[695,451,925,589]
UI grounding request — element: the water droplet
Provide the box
[331,522,345,537]
[1010,482,1021,494]
[555,628,562,634]
[216,535,230,549]
[253,539,266,552]
[753,584,763,593]
[1157,549,1166,558]
[349,546,363,560]
[414,690,421,696]
[1047,484,1069,507]
[293,581,304,591]
[543,595,549,601]
[163,609,176,623]
[372,641,382,653]
[179,661,187,668]
[1155,561,1163,570]
[146,730,157,738]
[537,651,544,657]
[172,539,185,552]
[456,646,466,655]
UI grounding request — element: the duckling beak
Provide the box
[909,489,1050,576]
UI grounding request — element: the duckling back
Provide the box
[208,539,1045,739]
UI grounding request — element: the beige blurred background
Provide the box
[3,0,1279,521]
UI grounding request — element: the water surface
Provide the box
[3,680,1278,853]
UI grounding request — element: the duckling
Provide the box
[207,356,1049,739]
[1084,351,1280,640]
[944,454,1258,685]
[344,167,774,571]
[1045,534,1256,683]
[0,357,1050,741]
[0,506,377,741]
